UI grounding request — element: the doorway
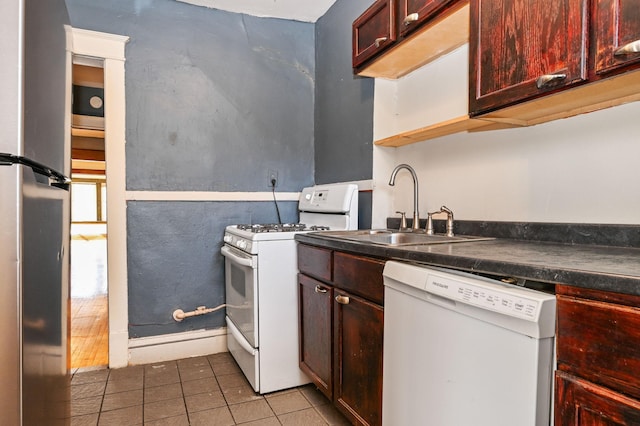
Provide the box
[70,61,108,368]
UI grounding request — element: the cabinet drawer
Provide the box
[334,252,385,305]
[556,291,640,400]
[297,244,332,282]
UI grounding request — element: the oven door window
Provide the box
[223,245,258,347]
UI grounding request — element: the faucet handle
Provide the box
[396,211,408,230]
[425,212,435,235]
[440,205,454,237]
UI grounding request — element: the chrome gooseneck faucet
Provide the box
[388,164,420,230]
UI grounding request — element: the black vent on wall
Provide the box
[72,85,104,117]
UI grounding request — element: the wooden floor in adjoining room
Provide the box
[71,236,109,369]
[71,295,109,368]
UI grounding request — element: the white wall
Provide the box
[372,45,640,228]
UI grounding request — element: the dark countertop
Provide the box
[295,224,640,297]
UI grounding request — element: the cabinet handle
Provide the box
[374,37,388,48]
[335,295,350,305]
[614,39,640,57]
[535,73,567,89]
[314,285,328,294]
[403,13,419,26]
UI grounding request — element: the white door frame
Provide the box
[70,28,130,368]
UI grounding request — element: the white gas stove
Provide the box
[221,183,358,393]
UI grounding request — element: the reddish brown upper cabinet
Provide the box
[469,0,589,116]
[353,0,397,69]
[592,0,640,76]
[398,0,457,36]
[555,286,640,425]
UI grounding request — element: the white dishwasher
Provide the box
[382,261,556,426]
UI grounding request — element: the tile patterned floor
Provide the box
[70,352,351,425]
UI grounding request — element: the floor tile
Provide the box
[70,413,99,426]
[143,414,190,426]
[266,390,311,415]
[109,365,144,382]
[177,356,210,369]
[211,360,241,376]
[182,377,220,397]
[300,384,330,407]
[145,370,181,387]
[184,391,227,414]
[236,417,282,426]
[278,407,328,425]
[178,366,214,382]
[70,354,350,426]
[72,382,107,399]
[145,383,184,403]
[221,383,264,405]
[188,406,235,426]
[71,395,103,417]
[143,397,187,422]
[72,369,109,386]
[228,399,275,424]
[105,377,143,394]
[98,405,142,425]
[217,372,252,391]
[314,403,352,425]
[101,389,143,412]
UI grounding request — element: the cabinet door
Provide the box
[298,274,333,399]
[398,0,457,36]
[334,290,384,426]
[353,0,397,68]
[555,371,640,425]
[593,0,640,75]
[469,0,589,115]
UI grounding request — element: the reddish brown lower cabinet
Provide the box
[555,371,640,425]
[334,289,384,426]
[555,286,640,425]
[299,274,333,399]
[297,244,385,426]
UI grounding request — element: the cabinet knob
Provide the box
[535,73,567,89]
[336,295,350,305]
[374,37,388,48]
[315,285,328,294]
[403,13,419,26]
[614,39,640,57]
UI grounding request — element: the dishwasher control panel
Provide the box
[426,274,540,320]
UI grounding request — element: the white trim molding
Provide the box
[126,191,301,202]
[71,27,130,368]
[128,328,228,365]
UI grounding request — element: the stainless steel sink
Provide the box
[318,229,494,247]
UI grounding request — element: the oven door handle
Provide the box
[226,317,257,355]
[221,245,256,268]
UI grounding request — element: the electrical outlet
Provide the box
[267,169,278,188]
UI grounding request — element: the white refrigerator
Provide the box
[0,0,72,424]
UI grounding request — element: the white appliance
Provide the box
[1,1,71,424]
[222,183,358,393]
[382,261,556,426]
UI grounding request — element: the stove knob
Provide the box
[237,240,247,250]
[223,235,232,243]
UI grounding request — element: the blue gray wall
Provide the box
[315,0,375,228]
[66,0,376,338]
[66,0,314,337]
[315,0,375,185]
